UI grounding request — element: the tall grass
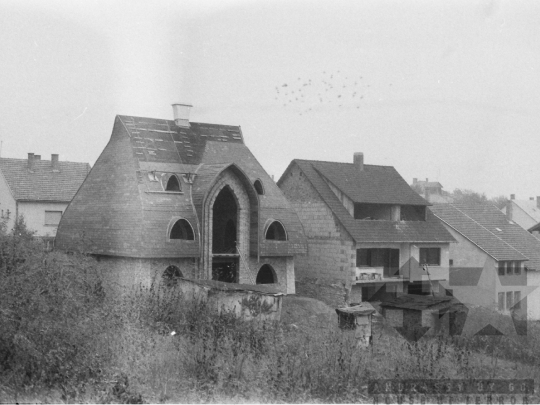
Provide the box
[1,218,540,402]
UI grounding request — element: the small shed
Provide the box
[336,302,376,347]
[177,278,283,322]
[380,294,466,338]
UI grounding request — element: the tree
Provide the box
[450,189,489,205]
[490,195,508,210]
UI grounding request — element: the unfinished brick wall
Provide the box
[247,256,294,294]
[96,255,198,294]
[279,162,356,306]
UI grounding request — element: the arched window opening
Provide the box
[165,175,181,192]
[265,221,287,241]
[256,264,276,284]
[212,186,238,253]
[170,219,195,240]
[254,179,264,195]
[163,265,183,287]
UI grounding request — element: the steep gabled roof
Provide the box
[0,157,90,202]
[430,204,539,265]
[283,159,454,243]
[305,160,429,205]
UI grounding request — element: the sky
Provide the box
[1,0,540,199]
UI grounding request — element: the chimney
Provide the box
[426,178,429,183]
[34,155,41,160]
[171,103,193,128]
[537,196,540,209]
[413,178,418,184]
[51,154,59,172]
[531,197,534,201]
[510,194,515,200]
[27,153,35,171]
[353,152,364,171]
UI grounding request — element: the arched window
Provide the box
[254,179,264,195]
[165,175,181,192]
[265,220,287,241]
[163,265,183,287]
[170,219,195,240]
[256,264,276,284]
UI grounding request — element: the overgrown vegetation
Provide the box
[1,217,540,403]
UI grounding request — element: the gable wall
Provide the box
[0,169,16,231]
[18,201,69,237]
[508,202,538,230]
[279,163,354,306]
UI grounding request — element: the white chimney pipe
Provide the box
[171,103,193,128]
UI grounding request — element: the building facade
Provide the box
[278,153,455,307]
[55,107,306,294]
[431,203,540,320]
[0,154,90,240]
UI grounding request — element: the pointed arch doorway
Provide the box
[211,186,239,283]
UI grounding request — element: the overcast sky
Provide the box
[1,0,539,199]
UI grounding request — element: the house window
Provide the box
[498,292,505,311]
[254,179,264,195]
[498,262,505,276]
[507,261,514,276]
[44,211,62,226]
[256,264,276,284]
[165,175,181,192]
[419,248,440,266]
[506,291,513,311]
[514,291,522,310]
[357,248,400,278]
[170,219,195,240]
[162,265,183,287]
[265,221,287,241]
[515,262,521,275]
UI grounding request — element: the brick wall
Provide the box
[96,255,198,293]
[279,162,355,306]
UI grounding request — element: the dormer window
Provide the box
[170,218,195,240]
[165,175,181,192]
[265,220,287,241]
[254,179,264,195]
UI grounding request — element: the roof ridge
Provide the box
[294,158,393,168]
[117,115,240,128]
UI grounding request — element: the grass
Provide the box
[2,221,540,402]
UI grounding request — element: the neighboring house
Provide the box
[277,153,455,307]
[410,178,452,204]
[502,195,540,231]
[55,105,306,294]
[430,203,540,320]
[0,154,90,239]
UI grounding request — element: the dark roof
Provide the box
[380,294,455,311]
[430,204,540,267]
[283,160,454,243]
[0,157,90,201]
[118,115,243,165]
[307,160,429,205]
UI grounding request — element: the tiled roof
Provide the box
[430,204,536,264]
[291,160,455,243]
[307,160,429,205]
[510,199,540,223]
[0,157,90,201]
[118,115,243,165]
